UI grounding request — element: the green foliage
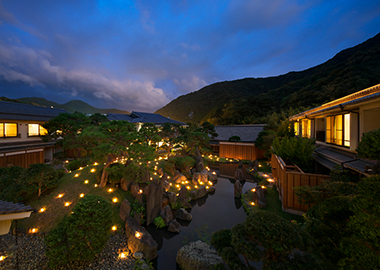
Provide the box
[197,121,218,139]
[131,201,145,215]
[210,229,232,254]
[272,136,316,173]
[338,176,380,269]
[106,163,125,184]
[0,164,60,202]
[255,130,277,151]
[45,194,112,268]
[165,156,195,175]
[134,259,154,270]
[65,157,91,172]
[304,196,354,265]
[356,128,380,160]
[153,216,166,229]
[228,135,241,142]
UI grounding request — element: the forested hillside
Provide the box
[156,32,380,124]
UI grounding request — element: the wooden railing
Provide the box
[271,153,330,215]
[219,142,265,160]
[0,150,44,168]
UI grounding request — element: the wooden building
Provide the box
[0,101,67,168]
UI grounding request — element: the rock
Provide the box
[125,217,158,260]
[208,171,218,181]
[195,186,207,199]
[160,205,174,225]
[167,192,177,205]
[120,177,132,191]
[207,186,216,193]
[234,168,245,181]
[176,208,192,221]
[157,167,164,176]
[200,171,209,184]
[195,148,205,172]
[192,172,201,185]
[162,197,169,208]
[168,220,181,233]
[178,186,188,200]
[162,180,170,192]
[141,169,151,183]
[119,199,131,221]
[189,190,197,200]
[257,187,267,208]
[133,212,143,225]
[146,179,163,226]
[176,240,224,270]
[178,198,193,209]
[133,252,144,259]
[173,174,187,184]
[234,180,242,198]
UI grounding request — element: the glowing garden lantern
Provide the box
[64,202,71,207]
[39,207,46,213]
[94,184,98,187]
[29,228,38,234]
[206,186,209,189]
[79,167,83,170]
[252,188,256,192]
[79,193,85,198]
[112,226,117,231]
[108,188,113,193]
[251,202,255,206]
[169,183,172,186]
[90,168,96,173]
[57,193,64,198]
[0,255,6,261]
[195,185,198,188]
[94,162,98,165]
[186,186,190,190]
[138,189,143,194]
[84,180,89,184]
[135,231,142,239]
[208,181,213,186]
[119,252,127,259]
[112,197,118,203]
[261,186,266,189]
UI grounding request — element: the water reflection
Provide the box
[147,177,256,270]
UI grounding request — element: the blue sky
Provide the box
[0,0,379,112]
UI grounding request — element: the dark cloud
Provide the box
[0,0,379,112]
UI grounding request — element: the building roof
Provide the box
[107,111,185,125]
[0,101,67,122]
[0,200,34,215]
[212,125,265,143]
[290,83,380,120]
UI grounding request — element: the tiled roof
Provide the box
[213,125,265,142]
[0,101,67,121]
[290,83,380,120]
[0,200,34,215]
[107,111,185,125]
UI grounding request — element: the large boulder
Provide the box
[208,171,218,181]
[141,169,151,183]
[146,179,163,226]
[120,177,132,191]
[173,173,187,184]
[168,220,181,233]
[125,217,158,260]
[192,172,201,185]
[160,205,174,225]
[167,192,177,205]
[178,186,188,200]
[176,240,224,270]
[176,208,192,221]
[234,180,242,198]
[234,168,245,181]
[119,199,131,221]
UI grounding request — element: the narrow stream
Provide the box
[146,177,256,270]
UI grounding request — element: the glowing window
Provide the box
[28,124,39,136]
[344,114,350,147]
[294,122,298,136]
[0,124,3,137]
[4,123,17,137]
[40,125,48,136]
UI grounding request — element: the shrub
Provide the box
[45,194,112,268]
[153,216,166,229]
[356,128,380,160]
[255,130,277,150]
[24,163,60,198]
[228,135,241,142]
[272,136,316,172]
[0,166,27,202]
[65,158,91,171]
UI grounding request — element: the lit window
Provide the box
[302,120,311,138]
[294,122,299,136]
[326,114,349,147]
[28,124,39,136]
[0,123,17,137]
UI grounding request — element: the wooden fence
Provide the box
[219,142,265,160]
[0,150,44,168]
[271,153,330,215]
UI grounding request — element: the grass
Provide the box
[19,163,134,234]
[242,186,304,223]
[257,158,271,173]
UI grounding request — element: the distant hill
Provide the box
[156,32,380,124]
[1,97,129,115]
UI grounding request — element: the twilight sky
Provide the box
[0,0,379,112]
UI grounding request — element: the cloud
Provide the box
[173,76,207,94]
[0,44,169,111]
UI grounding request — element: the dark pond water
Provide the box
[146,176,257,270]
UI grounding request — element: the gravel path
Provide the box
[0,233,136,270]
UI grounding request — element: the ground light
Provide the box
[57,193,64,198]
[135,231,142,239]
[112,197,118,203]
[90,168,96,173]
[0,256,6,261]
[39,207,46,213]
[79,193,85,198]
[112,226,117,231]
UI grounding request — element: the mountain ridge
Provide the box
[0,97,130,115]
[155,32,380,124]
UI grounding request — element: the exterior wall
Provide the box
[0,149,44,168]
[0,120,46,144]
[219,142,265,160]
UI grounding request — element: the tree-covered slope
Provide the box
[156,32,380,124]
